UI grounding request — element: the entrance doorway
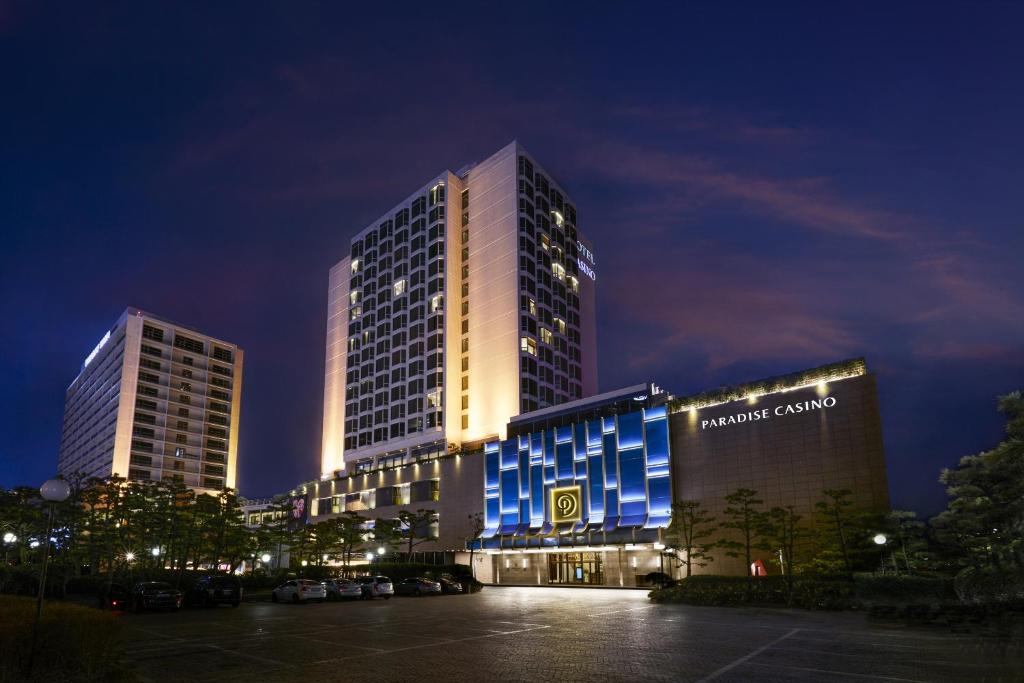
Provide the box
[547,552,604,585]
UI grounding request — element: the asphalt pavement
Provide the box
[117,586,1023,682]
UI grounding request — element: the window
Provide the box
[213,346,233,362]
[521,337,537,356]
[183,355,194,366]
[173,335,204,354]
[540,328,553,344]
[393,279,407,297]
[430,295,443,313]
[142,325,164,342]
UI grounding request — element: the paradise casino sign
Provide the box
[700,396,838,430]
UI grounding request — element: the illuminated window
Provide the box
[540,327,552,344]
[430,295,443,312]
[350,306,362,321]
[426,389,441,409]
[520,337,537,356]
[540,234,550,251]
[528,298,537,315]
[349,290,360,304]
[351,259,360,273]
[553,317,566,334]
[551,210,564,227]
[552,263,565,281]
[393,279,407,297]
[568,275,579,293]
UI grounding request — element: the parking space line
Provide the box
[199,642,290,667]
[748,661,930,682]
[695,628,801,682]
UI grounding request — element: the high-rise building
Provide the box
[57,307,244,491]
[322,141,598,477]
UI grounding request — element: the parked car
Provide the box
[355,575,394,599]
[188,574,242,607]
[323,578,362,601]
[272,579,327,603]
[98,582,131,610]
[438,577,464,595]
[396,577,441,596]
[128,581,184,612]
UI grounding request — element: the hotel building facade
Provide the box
[57,307,244,492]
[321,141,598,480]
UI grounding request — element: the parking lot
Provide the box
[120,587,1023,682]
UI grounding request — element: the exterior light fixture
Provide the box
[377,546,385,555]
[301,560,308,567]
[30,540,40,549]
[260,553,271,563]
[873,534,887,545]
[125,552,136,562]
[653,543,665,550]
[2,532,15,544]
[151,547,160,557]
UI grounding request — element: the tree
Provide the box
[719,488,767,580]
[884,510,928,574]
[665,500,717,577]
[466,512,484,578]
[325,512,368,574]
[815,489,857,576]
[931,391,1024,572]
[372,518,403,561]
[764,505,808,596]
[397,509,438,560]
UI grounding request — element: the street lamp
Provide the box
[260,553,271,564]
[2,532,15,544]
[125,552,136,563]
[151,547,161,557]
[873,534,887,546]
[377,546,385,555]
[31,478,70,674]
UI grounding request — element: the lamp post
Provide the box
[30,478,71,675]
[873,533,888,574]
[2,531,16,565]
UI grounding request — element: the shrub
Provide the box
[649,575,855,610]
[0,596,130,682]
[954,567,1024,606]
[853,574,957,606]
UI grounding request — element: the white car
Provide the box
[323,578,362,600]
[356,575,394,599]
[271,579,327,603]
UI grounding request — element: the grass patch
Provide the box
[0,596,133,682]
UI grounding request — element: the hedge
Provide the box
[0,595,131,682]
[648,574,959,611]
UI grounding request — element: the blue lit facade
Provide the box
[480,404,671,549]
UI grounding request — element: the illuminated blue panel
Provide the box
[485,497,500,533]
[644,404,668,421]
[618,411,644,450]
[500,440,518,470]
[485,446,500,489]
[619,448,646,503]
[603,433,618,488]
[530,463,544,526]
[530,433,543,464]
[556,441,574,482]
[518,448,530,497]
[644,418,669,467]
[574,424,586,460]
[587,419,603,447]
[500,470,519,515]
[646,476,671,528]
[544,430,555,466]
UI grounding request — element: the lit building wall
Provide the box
[322,141,598,472]
[58,307,244,493]
[321,256,351,477]
[459,144,519,444]
[481,404,672,539]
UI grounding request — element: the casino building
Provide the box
[471,358,889,586]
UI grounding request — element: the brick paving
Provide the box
[120,586,1023,682]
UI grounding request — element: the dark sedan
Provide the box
[187,574,242,607]
[129,581,184,611]
[438,577,464,594]
[395,577,441,596]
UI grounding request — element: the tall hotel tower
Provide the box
[57,307,244,491]
[321,142,597,477]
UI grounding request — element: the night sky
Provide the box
[2,4,1022,515]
